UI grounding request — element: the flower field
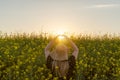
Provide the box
[0,33,120,80]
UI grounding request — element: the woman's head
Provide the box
[55,43,67,54]
[50,43,68,60]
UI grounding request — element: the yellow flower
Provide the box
[55,66,59,69]
[48,74,52,78]
[63,76,66,79]
[25,78,29,80]
[53,77,58,80]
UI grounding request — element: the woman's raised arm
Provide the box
[63,35,79,59]
[45,35,59,59]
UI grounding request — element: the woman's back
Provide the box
[45,35,78,79]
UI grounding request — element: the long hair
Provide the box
[50,44,69,77]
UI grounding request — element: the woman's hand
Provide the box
[60,35,68,39]
[61,35,79,59]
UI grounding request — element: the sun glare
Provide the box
[52,26,71,37]
[58,36,64,40]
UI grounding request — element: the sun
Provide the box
[52,26,71,37]
[56,30,65,40]
[58,35,64,40]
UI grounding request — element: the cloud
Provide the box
[86,4,120,8]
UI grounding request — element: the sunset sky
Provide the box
[0,0,120,34]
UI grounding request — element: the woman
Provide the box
[45,35,79,80]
